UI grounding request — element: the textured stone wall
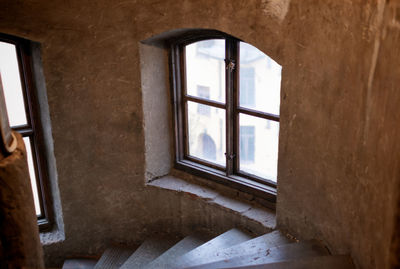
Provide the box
[0,1,399,268]
[277,2,400,269]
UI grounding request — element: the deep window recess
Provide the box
[0,33,52,230]
[170,32,282,203]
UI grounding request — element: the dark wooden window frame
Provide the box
[169,31,280,206]
[0,33,53,231]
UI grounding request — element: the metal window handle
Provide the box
[225,153,236,160]
[225,59,236,71]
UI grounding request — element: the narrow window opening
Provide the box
[0,33,53,229]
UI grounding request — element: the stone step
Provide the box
[62,258,98,269]
[94,247,133,269]
[180,230,293,268]
[172,228,254,269]
[144,233,214,269]
[186,241,330,269]
[119,235,181,269]
[223,255,355,269]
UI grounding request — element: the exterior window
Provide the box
[0,33,52,229]
[171,32,281,201]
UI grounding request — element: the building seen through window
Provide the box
[240,126,255,162]
[239,67,255,107]
[196,85,211,115]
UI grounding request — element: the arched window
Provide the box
[170,31,281,200]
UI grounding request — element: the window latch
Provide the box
[225,59,236,71]
[225,153,236,160]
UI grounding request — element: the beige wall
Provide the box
[276,2,400,269]
[0,1,399,268]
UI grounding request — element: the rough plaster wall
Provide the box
[0,1,399,268]
[0,0,287,266]
[277,1,400,269]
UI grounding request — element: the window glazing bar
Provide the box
[184,95,226,109]
[237,107,280,122]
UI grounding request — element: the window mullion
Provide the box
[225,38,237,176]
[232,40,239,175]
[180,45,190,159]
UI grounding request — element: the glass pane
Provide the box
[186,39,225,103]
[239,113,279,182]
[239,42,281,115]
[187,101,226,166]
[0,41,28,127]
[23,137,41,216]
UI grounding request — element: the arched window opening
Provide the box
[170,30,281,199]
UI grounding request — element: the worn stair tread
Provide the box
[172,228,254,268]
[144,233,214,269]
[186,241,330,269]
[223,255,355,269]
[120,235,181,269]
[181,230,293,268]
[62,258,98,269]
[94,247,133,269]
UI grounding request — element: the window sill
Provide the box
[174,160,277,208]
[40,226,65,246]
[147,174,276,231]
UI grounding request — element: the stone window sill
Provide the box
[147,174,276,231]
[40,229,65,246]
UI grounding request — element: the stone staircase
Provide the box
[62,229,354,269]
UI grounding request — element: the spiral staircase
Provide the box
[62,228,354,269]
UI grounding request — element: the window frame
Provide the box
[0,33,53,231]
[169,31,280,206]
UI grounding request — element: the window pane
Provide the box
[23,137,41,216]
[239,113,279,182]
[187,101,225,166]
[186,39,225,103]
[239,42,281,115]
[0,42,28,127]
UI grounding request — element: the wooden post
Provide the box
[0,132,45,268]
[0,74,17,158]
